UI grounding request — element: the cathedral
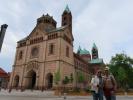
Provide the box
[9,5,104,90]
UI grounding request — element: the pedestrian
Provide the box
[103,67,117,100]
[90,70,104,100]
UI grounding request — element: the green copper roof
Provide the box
[64,5,71,13]
[77,46,90,55]
[92,43,98,50]
[90,58,103,64]
[83,49,90,54]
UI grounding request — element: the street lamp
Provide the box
[0,24,8,52]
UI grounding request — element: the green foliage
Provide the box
[117,67,126,82]
[63,76,69,84]
[77,71,85,83]
[54,67,61,85]
[62,73,74,85]
[70,73,74,83]
[109,53,133,89]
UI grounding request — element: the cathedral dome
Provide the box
[37,14,57,29]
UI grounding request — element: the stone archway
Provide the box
[14,75,19,88]
[26,70,36,89]
[46,73,53,89]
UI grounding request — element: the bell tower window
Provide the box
[66,46,69,57]
[49,43,55,55]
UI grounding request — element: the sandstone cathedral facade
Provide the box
[9,6,104,90]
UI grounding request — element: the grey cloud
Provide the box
[0,0,133,71]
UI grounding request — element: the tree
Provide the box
[117,67,127,89]
[109,53,133,89]
[54,67,61,95]
[77,71,85,83]
[62,76,69,85]
[54,67,61,85]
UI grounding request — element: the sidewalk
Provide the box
[0,89,133,99]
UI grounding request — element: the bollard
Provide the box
[124,92,127,97]
[63,93,67,99]
[8,88,12,93]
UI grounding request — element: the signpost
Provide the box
[0,24,8,52]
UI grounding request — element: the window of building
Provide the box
[31,47,39,58]
[63,22,67,26]
[18,51,23,60]
[49,43,55,55]
[66,46,69,57]
[64,17,66,21]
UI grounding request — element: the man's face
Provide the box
[105,70,109,75]
[97,71,102,77]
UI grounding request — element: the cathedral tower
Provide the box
[92,43,98,59]
[62,5,72,34]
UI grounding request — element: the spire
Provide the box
[92,43,98,59]
[64,4,71,13]
[78,46,81,51]
[77,46,82,54]
[92,43,98,50]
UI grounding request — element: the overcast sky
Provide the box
[0,0,133,72]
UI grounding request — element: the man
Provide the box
[91,70,104,100]
[103,67,117,100]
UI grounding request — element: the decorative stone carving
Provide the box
[26,61,39,72]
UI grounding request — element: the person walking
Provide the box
[90,70,104,100]
[103,67,117,100]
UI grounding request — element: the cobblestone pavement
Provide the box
[0,89,133,100]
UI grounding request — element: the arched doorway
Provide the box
[14,75,19,88]
[46,73,53,89]
[27,70,36,89]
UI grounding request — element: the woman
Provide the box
[90,70,104,100]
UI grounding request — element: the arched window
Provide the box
[49,43,55,55]
[18,51,23,60]
[66,46,69,57]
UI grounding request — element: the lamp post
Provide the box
[0,24,8,52]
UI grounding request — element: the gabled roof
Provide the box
[90,58,103,64]
[18,37,27,43]
[77,46,90,55]
[83,49,90,54]
[18,25,71,43]
[0,67,8,77]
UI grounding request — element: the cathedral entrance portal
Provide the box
[46,73,53,89]
[27,70,36,89]
[13,75,19,88]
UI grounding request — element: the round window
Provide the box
[31,47,39,57]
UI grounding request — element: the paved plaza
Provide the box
[0,89,133,100]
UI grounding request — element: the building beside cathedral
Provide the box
[77,44,105,75]
[9,6,104,90]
